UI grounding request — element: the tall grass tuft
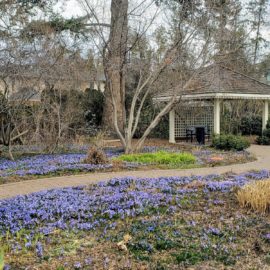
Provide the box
[237,179,270,213]
[0,249,4,270]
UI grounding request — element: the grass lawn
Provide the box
[1,170,270,269]
[116,151,196,168]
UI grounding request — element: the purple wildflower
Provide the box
[263,233,270,242]
[0,170,269,238]
[25,241,32,248]
[207,227,222,236]
[36,242,43,257]
[84,257,92,265]
[74,262,82,269]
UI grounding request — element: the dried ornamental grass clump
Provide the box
[237,179,270,213]
[84,146,108,165]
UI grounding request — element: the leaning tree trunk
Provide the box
[102,0,128,136]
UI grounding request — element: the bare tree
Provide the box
[0,0,92,157]
[1,0,266,156]
[102,0,128,134]
[247,0,269,64]
[79,0,215,153]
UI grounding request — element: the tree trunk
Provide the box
[102,0,128,135]
[253,0,263,64]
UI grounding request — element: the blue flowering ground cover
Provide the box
[1,170,270,269]
[0,145,254,184]
[0,148,125,182]
[0,154,111,178]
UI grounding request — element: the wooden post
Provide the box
[214,99,221,134]
[262,100,269,131]
[169,109,176,143]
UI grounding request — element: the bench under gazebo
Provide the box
[156,64,270,144]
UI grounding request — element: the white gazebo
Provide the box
[155,64,270,143]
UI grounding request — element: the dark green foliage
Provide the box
[56,267,65,270]
[221,110,262,136]
[150,114,169,139]
[267,120,270,129]
[41,88,103,137]
[155,238,179,251]
[129,240,154,253]
[241,115,262,136]
[127,94,168,139]
[84,89,104,127]
[41,88,86,136]
[257,120,270,145]
[174,249,203,265]
[262,128,270,138]
[49,16,86,33]
[17,0,52,8]
[257,136,270,145]
[212,134,250,151]
[129,240,153,261]
[0,93,14,147]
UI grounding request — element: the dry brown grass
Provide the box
[111,159,125,170]
[237,179,270,213]
[185,180,206,189]
[84,146,108,165]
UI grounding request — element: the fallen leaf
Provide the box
[117,240,128,252]
[123,234,132,243]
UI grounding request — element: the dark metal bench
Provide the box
[186,125,210,144]
[186,127,196,143]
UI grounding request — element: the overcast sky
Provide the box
[58,1,270,33]
[55,0,83,17]
[55,0,270,57]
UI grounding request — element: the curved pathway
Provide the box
[0,145,269,200]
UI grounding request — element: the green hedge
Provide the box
[240,115,262,136]
[257,120,270,145]
[212,134,250,151]
[257,136,270,145]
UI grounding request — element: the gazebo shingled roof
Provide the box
[162,64,270,143]
[156,64,270,100]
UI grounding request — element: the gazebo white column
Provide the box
[214,99,221,134]
[169,109,176,143]
[262,100,269,131]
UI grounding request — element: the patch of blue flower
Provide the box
[0,154,113,177]
[0,170,269,237]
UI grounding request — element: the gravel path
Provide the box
[0,145,269,200]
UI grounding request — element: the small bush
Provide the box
[257,120,270,145]
[237,179,270,213]
[241,115,262,136]
[212,134,250,151]
[263,128,270,138]
[84,89,104,127]
[117,151,196,165]
[267,121,270,129]
[257,136,270,145]
[84,146,108,165]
